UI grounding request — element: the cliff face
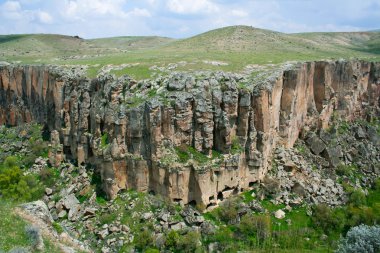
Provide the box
[1,61,379,208]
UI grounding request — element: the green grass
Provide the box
[174,145,211,164]
[2,26,380,80]
[109,64,153,80]
[0,201,63,252]
[0,202,30,251]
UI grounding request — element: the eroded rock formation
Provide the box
[0,60,379,208]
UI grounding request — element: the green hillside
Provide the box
[1,25,379,79]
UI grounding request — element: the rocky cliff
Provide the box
[0,60,379,208]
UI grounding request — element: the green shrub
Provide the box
[346,206,378,228]
[133,229,154,251]
[38,167,60,188]
[231,136,244,154]
[0,156,52,201]
[177,231,201,253]
[101,133,110,148]
[165,230,180,250]
[218,198,239,223]
[175,145,190,163]
[4,156,18,168]
[312,204,346,235]
[348,189,366,207]
[99,212,117,225]
[0,165,31,201]
[52,222,63,234]
[336,164,356,177]
[239,213,271,241]
[208,226,235,252]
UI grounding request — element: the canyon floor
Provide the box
[0,25,380,253]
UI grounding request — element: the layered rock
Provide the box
[0,60,379,208]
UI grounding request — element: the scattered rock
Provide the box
[274,209,286,219]
[45,188,53,196]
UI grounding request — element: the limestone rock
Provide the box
[306,134,326,155]
[274,209,286,219]
[62,194,80,210]
[21,201,54,224]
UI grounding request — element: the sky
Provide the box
[0,0,379,39]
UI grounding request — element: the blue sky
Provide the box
[0,0,379,38]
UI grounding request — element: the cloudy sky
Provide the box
[0,0,379,38]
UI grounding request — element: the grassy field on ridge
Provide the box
[1,25,380,79]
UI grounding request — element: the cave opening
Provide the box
[217,191,223,201]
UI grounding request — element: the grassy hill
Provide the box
[89,36,174,50]
[1,25,379,79]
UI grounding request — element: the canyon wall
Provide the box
[0,60,379,208]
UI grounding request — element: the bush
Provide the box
[99,212,117,225]
[348,189,366,207]
[4,156,18,168]
[0,158,45,201]
[133,229,154,251]
[336,164,356,177]
[209,226,235,252]
[101,133,110,148]
[177,231,201,252]
[346,206,378,228]
[239,213,271,241]
[165,230,180,250]
[218,198,239,224]
[336,225,380,253]
[312,204,346,235]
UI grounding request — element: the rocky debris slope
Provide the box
[261,119,380,208]
[0,60,379,208]
[34,160,216,253]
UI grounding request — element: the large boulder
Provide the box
[323,146,343,167]
[21,201,54,224]
[306,134,326,155]
[62,194,80,211]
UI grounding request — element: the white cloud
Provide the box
[62,0,128,19]
[1,1,23,20]
[0,0,54,24]
[166,0,218,14]
[231,9,248,18]
[0,0,377,38]
[37,11,53,24]
[3,0,21,11]
[128,8,151,17]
